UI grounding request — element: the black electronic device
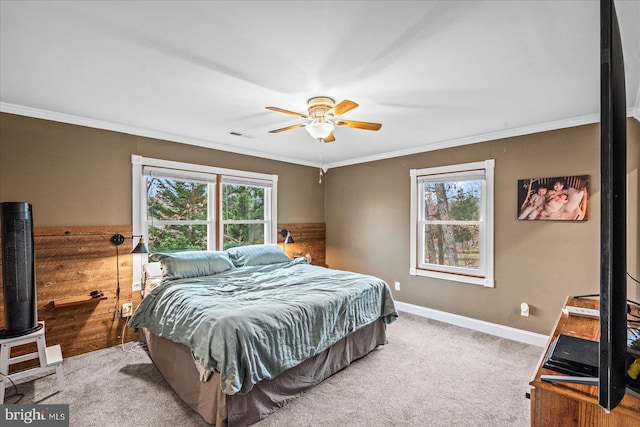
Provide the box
[598,0,628,410]
[0,202,42,338]
[543,334,599,377]
[90,290,104,298]
[540,0,633,411]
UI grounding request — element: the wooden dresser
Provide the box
[529,296,640,426]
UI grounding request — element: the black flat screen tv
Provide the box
[540,0,630,411]
[599,0,627,411]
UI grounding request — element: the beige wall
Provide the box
[325,119,640,335]
[0,113,325,226]
[1,112,638,336]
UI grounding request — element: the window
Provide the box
[144,168,215,252]
[220,177,271,250]
[410,160,494,287]
[132,155,278,281]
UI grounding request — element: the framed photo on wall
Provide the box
[517,175,589,221]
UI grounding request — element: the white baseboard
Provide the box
[395,301,549,347]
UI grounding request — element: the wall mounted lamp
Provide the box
[280,229,294,255]
[110,234,149,315]
[110,234,149,254]
[280,229,294,244]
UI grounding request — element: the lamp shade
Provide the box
[305,122,335,140]
[280,228,294,244]
[132,236,149,254]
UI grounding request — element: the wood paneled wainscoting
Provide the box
[0,226,141,367]
[277,223,326,267]
[1,223,326,363]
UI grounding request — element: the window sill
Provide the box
[409,268,494,287]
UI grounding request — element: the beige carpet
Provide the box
[7,312,542,426]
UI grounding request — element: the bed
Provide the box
[129,244,398,426]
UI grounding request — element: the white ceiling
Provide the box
[1,1,639,169]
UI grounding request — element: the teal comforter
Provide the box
[128,258,397,395]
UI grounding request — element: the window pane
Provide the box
[223,223,265,250]
[422,181,481,221]
[222,184,265,221]
[137,157,278,259]
[147,177,208,221]
[148,224,207,252]
[422,224,480,270]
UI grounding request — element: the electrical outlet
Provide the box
[121,302,133,318]
[394,281,400,291]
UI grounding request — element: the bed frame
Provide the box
[142,318,387,426]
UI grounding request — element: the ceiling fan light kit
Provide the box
[266,96,381,143]
[306,122,335,140]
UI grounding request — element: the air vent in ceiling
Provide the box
[229,131,255,138]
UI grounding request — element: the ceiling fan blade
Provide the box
[326,100,358,117]
[335,119,382,131]
[323,133,336,143]
[269,123,307,133]
[265,106,308,118]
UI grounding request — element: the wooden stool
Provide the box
[0,321,64,402]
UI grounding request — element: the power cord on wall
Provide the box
[120,326,147,354]
[573,272,640,300]
[573,272,640,323]
[624,272,640,323]
[119,304,146,354]
[629,302,640,321]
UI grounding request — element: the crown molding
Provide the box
[0,102,322,169]
[3,102,635,173]
[324,108,638,170]
[324,113,603,170]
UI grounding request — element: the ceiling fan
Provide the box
[266,96,381,143]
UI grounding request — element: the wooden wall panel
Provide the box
[1,223,325,362]
[0,226,141,364]
[277,223,326,267]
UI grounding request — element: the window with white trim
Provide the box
[132,155,278,256]
[220,177,271,250]
[144,166,216,252]
[410,160,494,287]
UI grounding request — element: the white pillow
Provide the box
[142,262,163,295]
[143,262,162,279]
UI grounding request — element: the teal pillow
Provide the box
[226,244,291,267]
[155,251,235,280]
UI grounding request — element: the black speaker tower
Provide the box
[0,202,42,338]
